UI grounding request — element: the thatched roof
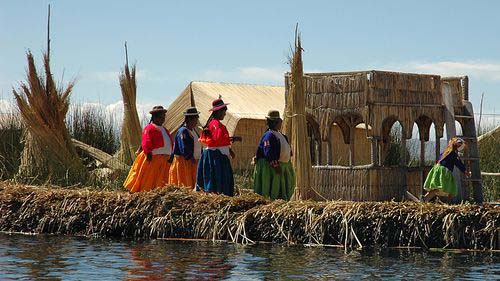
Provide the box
[478,125,500,144]
[164,81,285,134]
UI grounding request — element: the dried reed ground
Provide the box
[0,183,498,250]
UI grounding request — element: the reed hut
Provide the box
[164,82,283,170]
[288,71,484,202]
[164,81,370,170]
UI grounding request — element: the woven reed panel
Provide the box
[231,119,267,170]
[311,166,407,201]
[312,167,369,201]
[406,167,432,199]
[369,71,441,105]
[304,73,367,94]
[442,77,468,115]
[304,73,368,111]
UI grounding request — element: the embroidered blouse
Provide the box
[199,119,231,148]
[141,123,173,155]
[172,126,202,160]
[256,130,292,167]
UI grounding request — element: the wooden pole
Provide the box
[477,92,484,135]
[482,172,500,176]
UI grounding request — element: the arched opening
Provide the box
[328,114,368,166]
[306,116,322,166]
[381,117,406,166]
[414,115,435,166]
[329,121,349,166]
[444,120,464,140]
[407,123,420,167]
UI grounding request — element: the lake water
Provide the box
[0,233,498,280]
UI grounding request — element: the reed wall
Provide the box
[312,166,407,201]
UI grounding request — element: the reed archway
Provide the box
[306,115,322,165]
[381,116,406,166]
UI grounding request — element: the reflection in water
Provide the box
[0,233,498,280]
[126,240,235,280]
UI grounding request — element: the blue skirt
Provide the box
[196,149,234,196]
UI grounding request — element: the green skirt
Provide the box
[423,164,457,196]
[253,159,295,201]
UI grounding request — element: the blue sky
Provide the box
[1,0,500,123]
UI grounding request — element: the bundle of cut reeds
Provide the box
[116,45,142,165]
[283,29,313,200]
[13,52,86,185]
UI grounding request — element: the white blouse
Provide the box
[152,126,172,155]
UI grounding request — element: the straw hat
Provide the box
[209,99,230,112]
[266,110,282,121]
[149,105,167,115]
[183,106,200,116]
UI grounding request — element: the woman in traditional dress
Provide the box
[196,98,239,196]
[253,110,295,200]
[423,137,470,202]
[124,106,173,192]
[168,107,202,189]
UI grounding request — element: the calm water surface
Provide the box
[0,233,498,280]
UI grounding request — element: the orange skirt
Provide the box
[123,151,170,193]
[168,156,198,188]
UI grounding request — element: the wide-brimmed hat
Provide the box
[266,110,282,121]
[149,105,167,115]
[183,106,200,116]
[209,98,229,112]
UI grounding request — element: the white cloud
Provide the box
[381,61,500,81]
[92,71,120,82]
[238,67,284,83]
[200,70,226,81]
[200,66,285,85]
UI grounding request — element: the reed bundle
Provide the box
[283,29,313,200]
[117,59,142,165]
[0,183,497,250]
[12,52,86,185]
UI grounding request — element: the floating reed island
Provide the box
[0,183,498,250]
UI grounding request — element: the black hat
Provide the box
[266,110,282,121]
[183,106,200,116]
[149,105,167,114]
